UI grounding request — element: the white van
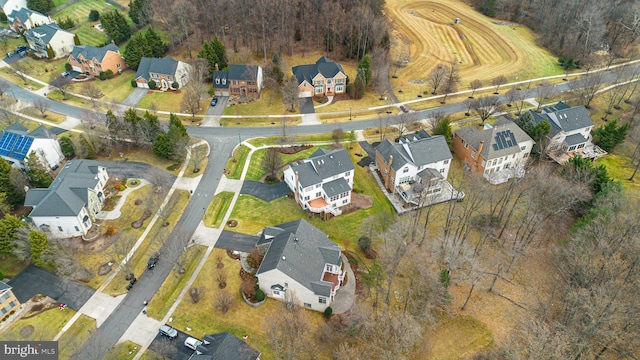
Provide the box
[184,336,203,351]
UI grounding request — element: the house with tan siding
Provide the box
[24,23,76,59]
[7,8,53,32]
[134,56,191,91]
[292,56,347,98]
[0,281,20,321]
[68,44,126,77]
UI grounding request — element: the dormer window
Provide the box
[222,79,226,85]
[215,78,220,84]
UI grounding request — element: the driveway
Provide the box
[95,160,175,189]
[298,97,315,114]
[240,180,291,202]
[8,265,95,311]
[215,231,259,252]
[147,328,195,360]
[121,88,147,107]
[207,96,228,116]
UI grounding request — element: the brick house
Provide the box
[134,56,192,90]
[212,64,263,98]
[292,56,347,98]
[7,8,53,33]
[67,43,126,77]
[453,117,534,184]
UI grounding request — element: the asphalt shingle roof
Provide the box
[135,56,179,81]
[376,135,452,172]
[70,43,119,63]
[454,118,533,160]
[256,219,341,297]
[322,177,350,197]
[212,70,228,89]
[288,148,354,188]
[193,332,260,360]
[25,160,104,218]
[564,133,587,146]
[531,102,594,137]
[25,23,69,45]
[0,280,11,292]
[292,56,345,85]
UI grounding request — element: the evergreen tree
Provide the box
[167,113,188,142]
[145,27,166,57]
[432,117,453,148]
[59,136,75,158]
[357,54,372,85]
[27,0,54,14]
[0,158,24,208]
[128,0,152,26]
[592,119,629,152]
[152,133,173,159]
[198,36,227,76]
[140,111,162,144]
[29,230,48,266]
[101,10,131,44]
[0,215,26,254]
[351,69,366,99]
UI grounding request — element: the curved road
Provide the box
[3,61,636,359]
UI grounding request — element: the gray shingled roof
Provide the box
[532,102,594,137]
[256,219,341,297]
[25,160,103,218]
[322,177,350,197]
[292,56,345,85]
[135,56,179,81]
[288,148,354,188]
[376,135,452,172]
[564,133,587,146]
[454,118,533,160]
[2,123,56,139]
[0,280,11,292]
[192,332,260,360]
[8,8,33,25]
[229,64,259,81]
[212,70,228,89]
[70,43,119,63]
[25,23,69,45]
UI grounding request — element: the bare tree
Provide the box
[82,83,101,109]
[491,75,508,94]
[471,96,503,123]
[570,72,604,108]
[440,62,460,104]
[534,81,557,111]
[0,79,9,98]
[188,142,206,173]
[261,148,282,178]
[12,61,29,85]
[282,77,298,113]
[469,79,482,99]
[107,232,137,278]
[33,99,50,117]
[164,231,192,275]
[266,304,317,360]
[214,290,234,313]
[49,75,71,100]
[427,64,448,95]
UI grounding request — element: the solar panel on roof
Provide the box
[492,144,499,151]
[0,132,18,156]
[13,136,33,160]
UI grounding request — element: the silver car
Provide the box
[184,336,203,351]
[159,325,178,339]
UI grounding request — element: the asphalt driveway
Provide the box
[215,231,259,252]
[121,88,147,107]
[298,97,315,114]
[148,328,194,359]
[207,96,228,116]
[95,160,175,188]
[8,265,95,311]
[240,180,290,202]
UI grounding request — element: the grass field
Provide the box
[224,145,250,180]
[53,0,120,24]
[386,0,563,98]
[74,23,110,46]
[203,191,234,228]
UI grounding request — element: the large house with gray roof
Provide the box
[212,64,263,99]
[256,219,344,312]
[7,7,53,33]
[528,101,605,164]
[453,118,533,184]
[189,332,261,360]
[375,133,453,203]
[24,23,76,59]
[292,56,347,98]
[134,56,192,91]
[67,43,126,77]
[283,148,354,217]
[0,0,25,17]
[25,160,108,238]
[0,123,64,170]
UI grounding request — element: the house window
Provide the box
[523,153,529,158]
[336,85,344,92]
[569,145,576,151]
[399,176,411,184]
[215,78,220,84]
[117,63,120,68]
[464,143,469,149]
[343,199,348,204]
[481,160,486,167]
[520,146,526,150]
[304,303,311,308]
[498,158,503,164]
[75,226,80,232]
[316,192,321,197]
[304,196,310,201]
[336,78,345,84]
[58,226,63,232]
[471,151,476,158]
[403,167,409,173]
[222,79,226,85]
[440,168,445,173]
[345,171,350,176]
[319,297,327,304]
[315,86,323,94]
[578,143,585,149]
[273,290,280,296]
[444,159,449,165]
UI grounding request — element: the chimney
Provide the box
[215,63,219,71]
[476,141,484,171]
[294,171,300,204]
[385,155,393,192]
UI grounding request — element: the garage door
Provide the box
[298,91,312,98]
[222,90,229,96]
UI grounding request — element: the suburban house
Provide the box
[453,118,534,184]
[375,132,453,204]
[256,219,344,312]
[528,101,606,164]
[134,56,192,90]
[0,280,20,322]
[0,123,64,170]
[283,148,354,217]
[67,43,126,77]
[189,332,261,360]
[24,160,108,238]
[7,7,53,32]
[24,23,76,59]
[292,56,347,98]
[212,64,263,98]
[0,0,25,16]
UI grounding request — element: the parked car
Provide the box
[6,51,14,57]
[210,97,218,106]
[184,336,203,350]
[61,71,70,77]
[399,105,409,113]
[159,325,178,339]
[17,50,28,57]
[15,45,27,53]
[125,276,137,290]
[147,252,160,269]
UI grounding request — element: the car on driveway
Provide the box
[210,97,218,106]
[184,336,203,350]
[159,325,178,339]
[61,71,70,77]
[147,252,160,269]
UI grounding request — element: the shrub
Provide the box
[64,62,72,71]
[323,306,333,318]
[214,291,234,314]
[98,71,108,80]
[0,13,7,23]
[148,79,156,89]
[130,79,137,88]
[88,10,100,21]
[104,69,113,79]
[255,288,265,302]
[105,225,117,236]
[358,236,371,252]
[0,271,4,280]
[439,269,451,288]
[171,81,179,89]
[59,136,75,158]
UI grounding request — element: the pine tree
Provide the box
[0,158,24,207]
[0,215,26,254]
[153,133,173,159]
[29,230,48,266]
[101,11,131,44]
[145,27,166,57]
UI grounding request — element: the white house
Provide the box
[256,219,344,312]
[283,148,354,217]
[0,123,64,170]
[24,23,76,59]
[134,56,192,90]
[375,131,453,204]
[453,118,534,185]
[529,101,606,164]
[24,160,108,238]
[7,8,54,32]
[0,0,26,17]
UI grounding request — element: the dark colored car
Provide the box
[159,325,178,339]
[15,45,28,53]
[126,276,137,290]
[210,97,218,106]
[147,252,160,269]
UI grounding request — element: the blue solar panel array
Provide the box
[492,130,517,151]
[0,132,34,160]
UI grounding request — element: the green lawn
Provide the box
[53,0,72,7]
[244,146,324,181]
[74,23,110,46]
[222,88,287,116]
[0,67,45,90]
[247,133,336,147]
[226,195,306,235]
[57,314,96,359]
[105,341,140,360]
[136,90,193,113]
[224,145,250,180]
[204,192,234,228]
[53,0,120,24]
[0,304,76,341]
[0,255,28,278]
[67,70,136,104]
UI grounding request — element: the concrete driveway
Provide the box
[207,96,228,116]
[240,181,291,202]
[121,88,147,107]
[215,231,259,252]
[147,328,195,360]
[298,97,315,114]
[8,265,95,311]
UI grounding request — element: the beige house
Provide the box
[134,56,192,90]
[7,8,53,32]
[292,56,347,98]
[24,23,76,59]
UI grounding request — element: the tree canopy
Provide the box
[122,27,166,69]
[197,36,227,77]
[101,10,131,44]
[27,0,54,13]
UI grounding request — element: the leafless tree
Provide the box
[49,75,71,100]
[441,62,460,104]
[469,79,482,99]
[82,83,101,109]
[153,337,179,360]
[214,290,234,314]
[107,231,137,277]
[471,96,503,123]
[570,72,604,108]
[534,81,557,111]
[282,77,299,112]
[393,112,415,139]
[261,148,282,177]
[188,141,206,173]
[266,304,317,360]
[154,191,178,227]
[12,61,29,85]
[427,64,448,95]
[0,79,9,98]
[463,98,474,116]
[164,231,192,275]
[33,99,50,117]
[491,75,508,94]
